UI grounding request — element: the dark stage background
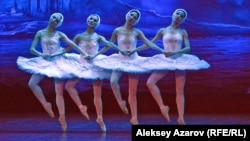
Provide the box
[0,0,250,117]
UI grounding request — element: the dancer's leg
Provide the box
[146,71,170,122]
[65,78,89,120]
[110,71,128,114]
[128,73,139,125]
[54,79,67,132]
[28,74,54,118]
[175,70,186,125]
[93,79,106,132]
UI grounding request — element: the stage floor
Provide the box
[1,113,250,141]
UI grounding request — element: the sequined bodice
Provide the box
[163,31,182,52]
[78,33,100,62]
[41,32,61,54]
[117,30,137,51]
[117,29,138,58]
[78,33,99,55]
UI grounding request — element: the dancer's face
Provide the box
[50,14,62,27]
[126,11,139,25]
[172,10,186,24]
[87,15,99,28]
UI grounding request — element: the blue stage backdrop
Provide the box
[0,0,250,114]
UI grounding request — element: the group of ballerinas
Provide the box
[16,8,210,132]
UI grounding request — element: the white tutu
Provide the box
[16,55,76,79]
[93,53,150,73]
[140,54,210,71]
[16,53,111,80]
[62,53,111,80]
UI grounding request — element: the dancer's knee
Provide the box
[65,83,71,92]
[110,79,118,87]
[28,81,36,89]
[146,80,155,89]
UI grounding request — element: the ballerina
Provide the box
[16,13,89,132]
[64,14,124,132]
[93,9,164,125]
[132,8,210,125]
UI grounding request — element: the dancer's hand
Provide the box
[83,55,91,60]
[120,50,129,56]
[47,53,58,59]
[42,53,51,59]
[164,52,175,57]
[127,50,135,56]
[88,55,96,60]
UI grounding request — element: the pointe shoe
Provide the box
[43,102,55,118]
[58,115,67,132]
[130,118,139,125]
[160,106,171,123]
[177,118,186,125]
[79,105,90,120]
[96,118,106,132]
[119,100,129,115]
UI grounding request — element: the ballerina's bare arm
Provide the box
[131,29,165,54]
[108,28,128,55]
[92,35,120,59]
[58,32,88,57]
[177,29,190,54]
[164,29,191,57]
[30,30,48,58]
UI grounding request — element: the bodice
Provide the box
[162,31,183,52]
[117,29,137,51]
[117,29,138,58]
[41,32,61,54]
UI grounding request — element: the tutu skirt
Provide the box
[16,55,76,79]
[93,53,150,73]
[62,53,111,80]
[16,53,111,80]
[140,54,210,71]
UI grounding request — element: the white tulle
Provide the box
[16,55,76,79]
[16,53,111,80]
[140,54,210,71]
[62,53,111,80]
[93,53,150,74]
